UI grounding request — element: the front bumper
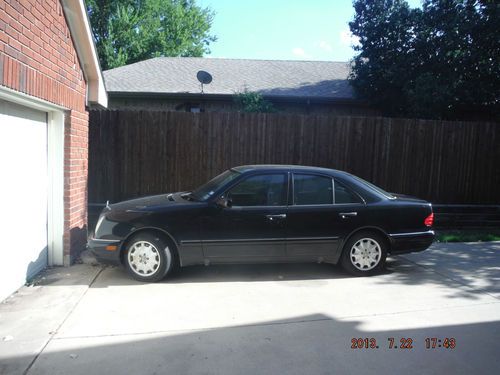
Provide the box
[388,230,435,254]
[88,238,123,265]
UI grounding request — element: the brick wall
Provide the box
[0,0,89,264]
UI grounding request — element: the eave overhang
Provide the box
[61,0,107,108]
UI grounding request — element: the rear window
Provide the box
[335,181,363,204]
[350,175,395,199]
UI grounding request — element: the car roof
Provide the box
[231,165,390,202]
[232,164,346,175]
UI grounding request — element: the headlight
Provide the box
[95,213,106,234]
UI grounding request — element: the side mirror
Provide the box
[215,196,232,209]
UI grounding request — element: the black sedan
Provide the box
[89,165,434,281]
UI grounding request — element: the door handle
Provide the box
[266,214,287,221]
[339,212,357,219]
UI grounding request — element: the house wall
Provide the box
[0,0,89,264]
[107,96,379,116]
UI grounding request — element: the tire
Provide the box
[340,231,387,276]
[124,232,176,282]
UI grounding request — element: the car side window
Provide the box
[226,174,287,206]
[293,174,333,205]
[334,180,363,204]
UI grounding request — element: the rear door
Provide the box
[286,173,365,262]
[202,173,288,262]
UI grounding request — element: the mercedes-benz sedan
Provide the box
[89,165,434,281]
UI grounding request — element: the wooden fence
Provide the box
[88,110,500,204]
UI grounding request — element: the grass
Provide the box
[436,230,500,243]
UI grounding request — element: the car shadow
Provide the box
[169,263,357,284]
[90,262,354,287]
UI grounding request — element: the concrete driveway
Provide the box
[1,242,499,375]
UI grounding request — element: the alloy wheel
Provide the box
[349,238,382,271]
[127,241,162,276]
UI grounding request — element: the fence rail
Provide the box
[89,110,499,205]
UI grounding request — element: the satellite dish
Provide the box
[197,70,213,85]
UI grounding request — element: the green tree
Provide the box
[235,91,276,113]
[349,0,499,119]
[86,0,217,70]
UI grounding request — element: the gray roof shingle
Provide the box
[103,57,354,100]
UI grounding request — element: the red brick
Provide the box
[5,24,19,39]
[19,15,31,30]
[4,44,19,59]
[8,36,21,51]
[9,1,23,14]
[7,56,12,86]
[18,33,30,48]
[0,9,10,23]
[23,7,35,24]
[0,30,8,43]
[19,0,32,12]
[4,4,19,18]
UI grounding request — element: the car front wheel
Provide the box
[340,232,387,276]
[124,233,175,282]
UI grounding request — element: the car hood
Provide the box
[109,192,188,212]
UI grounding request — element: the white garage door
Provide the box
[0,99,48,301]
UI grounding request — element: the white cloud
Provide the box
[339,29,360,47]
[292,47,306,57]
[291,47,313,59]
[318,41,333,52]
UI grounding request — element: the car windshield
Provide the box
[351,175,395,199]
[191,169,241,201]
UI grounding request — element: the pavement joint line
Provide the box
[49,300,500,342]
[50,317,336,341]
[398,255,500,301]
[22,266,105,375]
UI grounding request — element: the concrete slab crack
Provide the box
[22,267,104,375]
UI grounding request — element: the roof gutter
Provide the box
[61,0,107,108]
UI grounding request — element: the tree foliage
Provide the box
[349,0,499,119]
[86,0,216,70]
[235,91,276,113]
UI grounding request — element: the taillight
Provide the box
[424,213,434,227]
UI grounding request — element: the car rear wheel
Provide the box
[124,233,175,282]
[340,232,387,276]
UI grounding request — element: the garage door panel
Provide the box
[0,99,48,301]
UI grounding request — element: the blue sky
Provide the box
[199,0,421,61]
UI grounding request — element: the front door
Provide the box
[202,173,288,263]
